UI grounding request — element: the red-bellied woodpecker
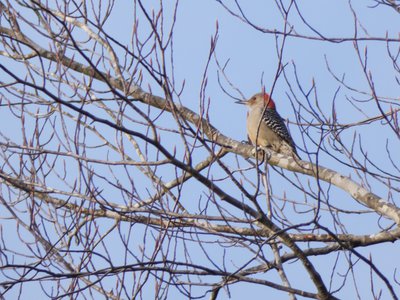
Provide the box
[237,92,299,158]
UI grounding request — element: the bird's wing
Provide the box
[262,108,298,155]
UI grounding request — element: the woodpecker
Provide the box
[237,92,299,158]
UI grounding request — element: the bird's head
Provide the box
[236,92,276,109]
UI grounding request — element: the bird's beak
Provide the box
[235,100,247,105]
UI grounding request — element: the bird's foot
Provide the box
[251,146,267,163]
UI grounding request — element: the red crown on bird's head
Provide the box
[262,92,276,109]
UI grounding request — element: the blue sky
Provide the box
[1,0,400,299]
[108,1,400,298]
